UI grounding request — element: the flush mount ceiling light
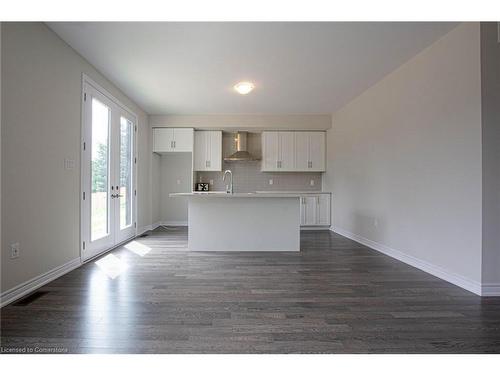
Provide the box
[234,81,255,95]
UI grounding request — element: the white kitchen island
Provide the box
[170,192,301,251]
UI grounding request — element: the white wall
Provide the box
[480,23,500,288]
[324,23,483,291]
[1,23,152,293]
[159,153,192,224]
[151,153,162,226]
[150,114,332,130]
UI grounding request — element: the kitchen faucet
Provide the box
[223,170,233,194]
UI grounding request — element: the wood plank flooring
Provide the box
[1,227,499,353]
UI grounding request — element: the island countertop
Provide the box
[169,192,303,198]
[170,191,331,198]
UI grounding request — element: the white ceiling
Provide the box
[47,22,457,115]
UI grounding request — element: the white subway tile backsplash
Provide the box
[196,161,322,193]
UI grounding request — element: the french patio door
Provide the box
[81,79,136,261]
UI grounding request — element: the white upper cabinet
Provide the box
[295,132,310,170]
[308,132,326,171]
[193,130,222,171]
[279,132,295,171]
[262,132,280,171]
[153,128,194,153]
[295,132,326,172]
[261,131,326,172]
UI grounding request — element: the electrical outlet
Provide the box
[10,242,20,259]
[374,219,379,227]
[209,179,214,185]
[310,179,315,186]
[269,179,273,185]
[176,179,181,185]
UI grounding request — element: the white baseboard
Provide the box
[331,226,485,296]
[159,221,187,226]
[137,221,162,236]
[0,258,82,308]
[301,226,331,231]
[481,283,500,296]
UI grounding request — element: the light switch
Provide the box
[269,179,273,185]
[176,179,181,185]
[310,179,315,186]
[64,158,75,170]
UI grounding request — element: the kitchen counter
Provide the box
[170,191,331,198]
[171,192,300,252]
[170,192,302,198]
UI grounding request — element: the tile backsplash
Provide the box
[195,132,322,193]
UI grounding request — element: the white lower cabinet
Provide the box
[300,194,331,227]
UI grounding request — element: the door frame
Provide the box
[80,74,138,262]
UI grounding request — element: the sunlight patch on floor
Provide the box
[124,241,151,257]
[95,254,129,279]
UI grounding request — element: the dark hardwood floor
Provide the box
[1,227,500,353]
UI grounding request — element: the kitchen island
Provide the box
[170,192,301,251]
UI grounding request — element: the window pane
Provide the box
[120,117,133,229]
[91,98,110,241]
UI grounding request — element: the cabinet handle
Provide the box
[173,140,176,148]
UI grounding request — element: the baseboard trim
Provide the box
[159,221,188,227]
[137,221,163,235]
[481,283,500,296]
[301,226,331,231]
[0,258,82,308]
[330,226,484,296]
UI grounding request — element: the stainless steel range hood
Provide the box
[224,132,259,161]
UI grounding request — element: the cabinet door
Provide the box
[172,128,194,152]
[262,132,280,171]
[303,196,318,225]
[317,194,331,226]
[208,131,222,171]
[309,132,325,171]
[279,132,295,171]
[295,132,309,171]
[193,131,208,171]
[300,197,307,225]
[153,128,174,152]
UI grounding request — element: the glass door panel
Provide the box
[90,98,111,241]
[119,116,133,230]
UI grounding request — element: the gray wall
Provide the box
[481,22,500,286]
[152,153,162,225]
[324,23,483,285]
[159,153,192,224]
[1,23,152,293]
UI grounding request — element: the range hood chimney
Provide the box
[224,132,259,161]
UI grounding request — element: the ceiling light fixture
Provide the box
[234,81,255,95]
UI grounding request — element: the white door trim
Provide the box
[80,74,138,262]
